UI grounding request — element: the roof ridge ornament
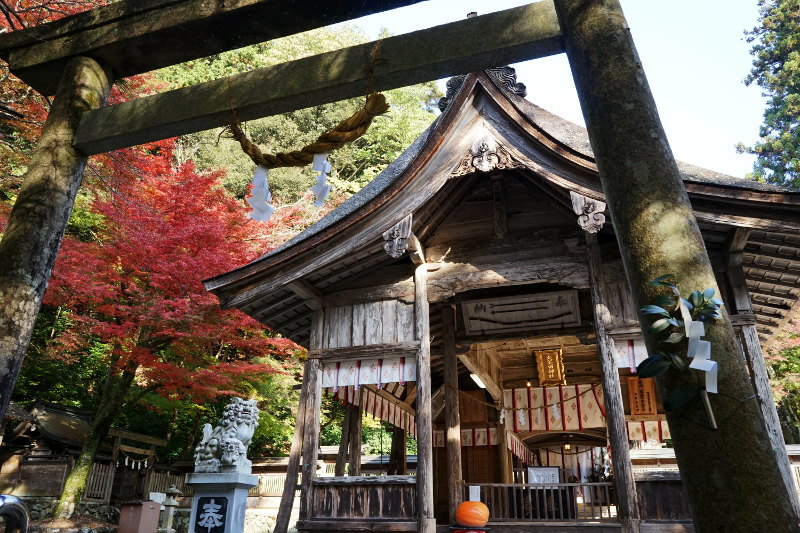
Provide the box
[451,128,524,177]
[437,66,527,112]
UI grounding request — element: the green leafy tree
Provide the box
[739,0,800,187]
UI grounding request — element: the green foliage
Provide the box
[739,0,800,187]
[13,306,108,410]
[636,275,724,408]
[163,25,441,201]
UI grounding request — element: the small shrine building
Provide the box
[205,69,800,532]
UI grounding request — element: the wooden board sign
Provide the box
[535,348,567,386]
[627,376,658,416]
[461,290,580,335]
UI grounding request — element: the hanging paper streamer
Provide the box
[246,165,274,221]
[680,301,718,393]
[309,152,331,207]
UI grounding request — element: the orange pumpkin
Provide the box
[455,501,490,527]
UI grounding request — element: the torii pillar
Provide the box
[554,0,800,531]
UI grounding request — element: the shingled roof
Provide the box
[205,69,800,346]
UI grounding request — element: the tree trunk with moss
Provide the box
[0,57,110,424]
[56,364,137,518]
[554,0,800,530]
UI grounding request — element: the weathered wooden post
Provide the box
[442,304,463,523]
[299,311,324,521]
[0,56,110,424]
[414,263,435,533]
[555,0,800,530]
[585,230,641,533]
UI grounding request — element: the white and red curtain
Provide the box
[325,385,416,436]
[538,446,605,482]
[626,420,671,443]
[503,384,606,432]
[433,427,499,448]
[321,357,417,389]
[506,431,537,466]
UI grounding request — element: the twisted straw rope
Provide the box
[228,92,390,169]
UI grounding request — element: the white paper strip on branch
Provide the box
[322,356,416,389]
[432,427,499,448]
[626,420,671,443]
[503,384,606,433]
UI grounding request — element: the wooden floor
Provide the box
[434,521,694,532]
[438,523,621,533]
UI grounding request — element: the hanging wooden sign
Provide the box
[535,348,567,386]
[627,376,658,416]
[461,290,580,335]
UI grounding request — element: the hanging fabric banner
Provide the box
[506,431,536,466]
[433,427,499,448]
[611,337,649,373]
[503,384,606,432]
[322,356,416,389]
[626,420,671,443]
[326,386,417,437]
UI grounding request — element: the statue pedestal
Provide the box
[186,472,257,533]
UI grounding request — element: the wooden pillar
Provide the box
[727,232,798,506]
[555,0,800,528]
[347,403,362,476]
[442,304,463,522]
[0,56,110,423]
[388,426,408,475]
[586,232,640,532]
[335,404,354,476]
[497,423,513,484]
[299,310,324,521]
[414,263,435,533]
[274,362,309,533]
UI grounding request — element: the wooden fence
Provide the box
[84,462,115,502]
[465,482,616,521]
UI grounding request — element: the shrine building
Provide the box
[205,68,800,532]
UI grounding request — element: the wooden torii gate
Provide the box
[0,1,798,531]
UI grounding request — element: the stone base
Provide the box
[186,473,257,533]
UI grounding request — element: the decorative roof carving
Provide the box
[438,66,527,112]
[451,130,524,177]
[570,191,606,233]
[383,214,413,258]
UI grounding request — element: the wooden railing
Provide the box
[310,475,416,520]
[465,482,616,522]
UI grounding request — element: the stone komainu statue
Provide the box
[194,397,260,473]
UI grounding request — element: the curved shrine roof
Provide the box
[204,70,800,345]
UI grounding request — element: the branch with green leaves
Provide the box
[636,274,724,410]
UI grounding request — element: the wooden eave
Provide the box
[205,70,800,346]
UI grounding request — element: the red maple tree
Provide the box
[43,137,298,514]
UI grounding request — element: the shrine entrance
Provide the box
[3,0,799,531]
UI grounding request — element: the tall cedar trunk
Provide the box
[56,365,137,518]
[554,0,800,529]
[0,57,110,423]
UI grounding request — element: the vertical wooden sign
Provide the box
[627,377,657,416]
